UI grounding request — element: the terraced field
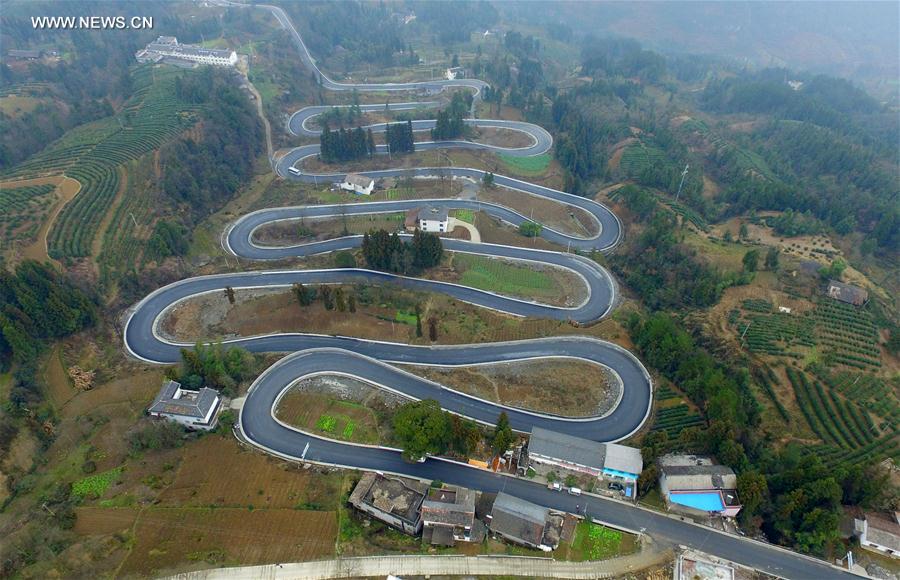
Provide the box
[786,367,898,468]
[650,385,704,440]
[618,143,667,178]
[733,298,882,369]
[0,183,55,244]
[2,66,203,265]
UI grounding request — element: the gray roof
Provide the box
[343,173,374,188]
[490,492,548,547]
[8,49,42,59]
[661,464,737,491]
[146,43,235,59]
[602,442,643,474]
[422,487,476,527]
[860,515,900,553]
[826,280,868,306]
[148,380,219,419]
[418,206,449,222]
[348,472,427,525]
[528,427,642,474]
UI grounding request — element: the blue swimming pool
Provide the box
[670,491,724,512]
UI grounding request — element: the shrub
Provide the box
[518,221,543,237]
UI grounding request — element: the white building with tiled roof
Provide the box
[136,36,237,67]
[148,380,221,430]
[339,173,375,195]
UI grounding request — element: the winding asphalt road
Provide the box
[125,2,859,577]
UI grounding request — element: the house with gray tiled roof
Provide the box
[348,472,428,535]
[148,380,221,430]
[488,492,563,551]
[420,486,480,544]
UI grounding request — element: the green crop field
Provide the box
[73,467,124,500]
[498,153,550,175]
[619,143,667,177]
[453,254,557,299]
[786,367,897,467]
[650,402,704,438]
[733,298,880,370]
[452,209,475,223]
[568,522,627,561]
[0,183,55,244]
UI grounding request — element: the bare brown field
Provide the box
[111,507,336,576]
[275,390,384,445]
[402,358,617,418]
[158,436,342,510]
[161,282,634,355]
[253,214,405,247]
[473,126,534,148]
[479,188,599,238]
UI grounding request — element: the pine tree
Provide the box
[366,128,376,156]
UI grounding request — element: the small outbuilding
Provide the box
[339,173,375,195]
[148,380,220,431]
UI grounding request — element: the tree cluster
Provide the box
[361,229,442,275]
[386,120,415,154]
[147,220,190,261]
[610,212,747,311]
[319,123,374,163]
[431,92,471,141]
[172,343,257,398]
[0,261,97,370]
[392,399,486,461]
[161,69,263,221]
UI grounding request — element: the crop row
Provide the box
[786,367,876,450]
[742,299,773,313]
[651,404,704,437]
[753,367,790,422]
[46,69,203,259]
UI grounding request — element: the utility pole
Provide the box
[129,212,138,228]
[675,164,689,203]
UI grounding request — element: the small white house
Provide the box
[339,173,375,195]
[148,380,220,431]
[418,206,449,233]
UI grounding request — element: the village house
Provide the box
[826,280,869,306]
[854,512,900,558]
[7,49,43,60]
[147,380,221,431]
[526,427,643,498]
[420,485,481,545]
[417,206,449,233]
[658,455,742,518]
[135,36,238,67]
[348,473,428,535]
[487,492,564,551]
[339,173,375,195]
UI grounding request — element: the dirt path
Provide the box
[447,217,481,242]
[0,175,82,264]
